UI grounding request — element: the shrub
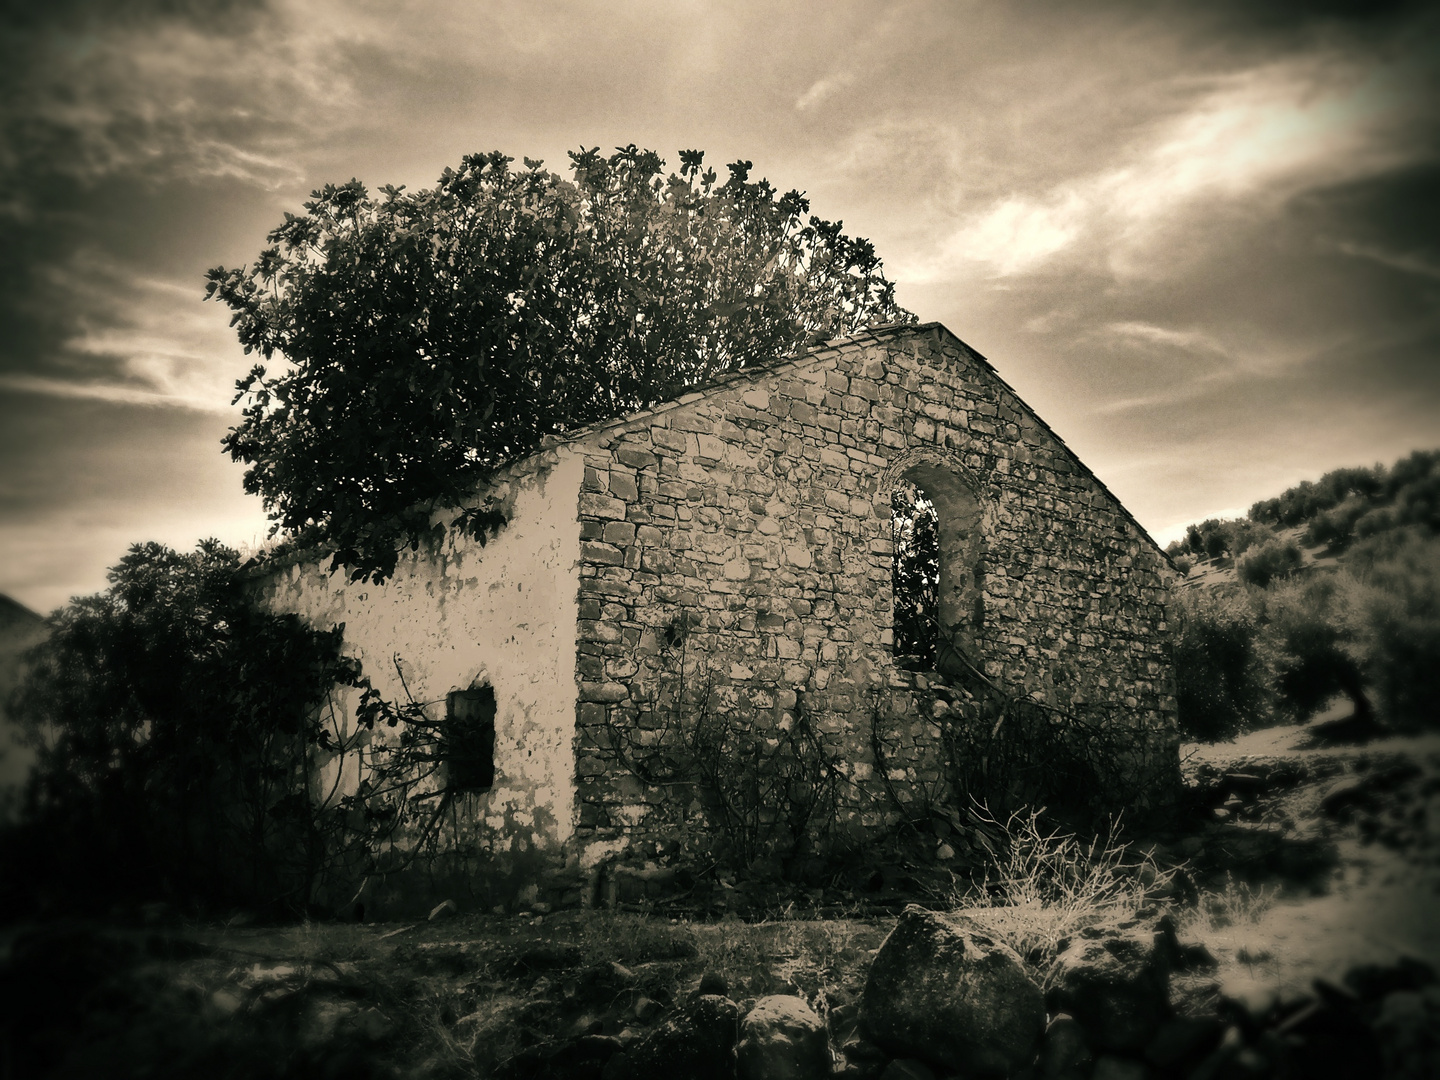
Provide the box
[1237,538,1303,588]
[1304,496,1370,550]
[1172,588,1269,741]
[1349,533,1440,730]
[956,808,1174,989]
[4,541,363,916]
[1258,576,1371,724]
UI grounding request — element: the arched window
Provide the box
[892,482,940,669]
[891,460,984,671]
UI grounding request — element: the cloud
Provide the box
[909,45,1434,282]
[796,72,855,112]
[1105,322,1235,359]
[1335,240,1440,280]
[2,249,248,410]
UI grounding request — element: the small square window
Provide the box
[445,686,496,792]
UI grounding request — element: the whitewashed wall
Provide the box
[254,449,585,861]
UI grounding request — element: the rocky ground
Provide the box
[2,717,1437,1079]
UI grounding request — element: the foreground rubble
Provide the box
[1,725,1436,1078]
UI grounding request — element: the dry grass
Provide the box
[951,807,1179,989]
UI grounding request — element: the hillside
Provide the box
[1164,450,1440,745]
[1166,447,1439,591]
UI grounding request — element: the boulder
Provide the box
[878,1061,936,1080]
[737,995,831,1080]
[1038,1014,1091,1080]
[1142,1016,1223,1071]
[1373,989,1439,1079]
[1090,1055,1148,1080]
[1273,998,1382,1080]
[617,994,740,1080]
[1052,924,1171,1052]
[859,906,1044,1078]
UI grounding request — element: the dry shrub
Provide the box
[954,807,1177,989]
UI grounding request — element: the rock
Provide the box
[1090,1054,1148,1080]
[428,899,458,921]
[355,1006,393,1041]
[698,971,730,997]
[1218,973,1279,1030]
[1187,1025,1244,1080]
[300,998,361,1049]
[859,905,1044,1078]
[841,1036,888,1064]
[1223,773,1266,796]
[1174,941,1218,972]
[622,994,740,1080]
[736,995,831,1080]
[1343,957,1437,1001]
[1142,1016,1223,1071]
[1319,778,1372,818]
[878,1060,936,1080]
[632,995,664,1024]
[1275,999,1383,1080]
[1373,990,1438,1079]
[1038,1013,1091,1080]
[547,1034,625,1078]
[1052,924,1170,1052]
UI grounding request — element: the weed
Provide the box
[952,806,1177,989]
[1193,873,1278,931]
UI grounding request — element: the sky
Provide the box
[1,0,1437,615]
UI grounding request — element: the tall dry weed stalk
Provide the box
[955,806,1178,989]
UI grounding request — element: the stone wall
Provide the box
[566,324,1177,858]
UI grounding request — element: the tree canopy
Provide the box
[207,146,914,581]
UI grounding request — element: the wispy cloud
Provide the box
[0,373,226,412]
[6,253,246,412]
[796,71,855,111]
[1335,240,1440,280]
[1105,322,1235,359]
[908,49,1430,282]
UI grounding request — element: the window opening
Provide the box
[891,462,984,671]
[445,685,496,792]
[893,482,940,669]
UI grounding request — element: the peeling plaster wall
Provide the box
[253,450,585,897]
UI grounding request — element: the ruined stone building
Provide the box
[255,322,1178,909]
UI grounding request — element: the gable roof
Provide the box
[249,321,1171,576]
[548,321,1169,561]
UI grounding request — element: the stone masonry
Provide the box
[566,322,1177,856]
[258,321,1178,905]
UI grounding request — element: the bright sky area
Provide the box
[2,0,1437,613]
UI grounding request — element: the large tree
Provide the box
[208,146,914,581]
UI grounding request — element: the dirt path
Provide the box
[1178,719,1440,1006]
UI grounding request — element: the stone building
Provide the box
[255,322,1178,909]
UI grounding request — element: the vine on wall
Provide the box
[601,621,845,872]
